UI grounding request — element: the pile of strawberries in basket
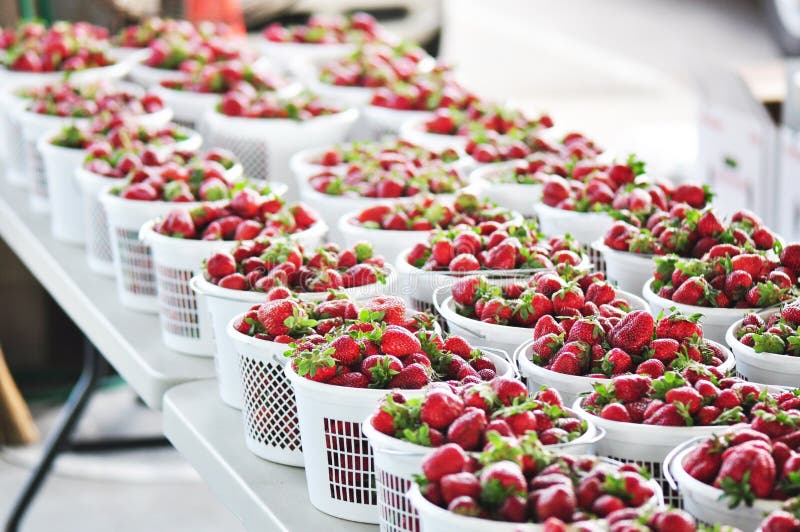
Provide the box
[317,41,430,87]
[218,90,342,119]
[3,20,113,72]
[308,137,461,168]
[734,300,800,354]
[204,239,389,291]
[22,81,164,118]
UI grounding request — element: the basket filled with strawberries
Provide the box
[516,308,736,408]
[139,197,326,355]
[575,370,786,506]
[400,102,554,154]
[396,220,588,312]
[339,192,520,263]
[597,203,775,295]
[227,294,437,460]
[300,158,469,242]
[362,381,602,532]
[99,152,265,312]
[664,411,800,532]
[284,323,513,523]
[726,299,800,386]
[111,17,235,58]
[152,58,291,126]
[200,89,358,194]
[643,241,800,343]
[192,239,396,406]
[17,80,171,211]
[438,268,647,357]
[407,434,663,532]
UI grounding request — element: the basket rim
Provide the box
[642,278,763,318]
[399,113,462,140]
[203,105,359,127]
[337,210,433,237]
[469,159,545,188]
[591,240,657,263]
[533,202,614,221]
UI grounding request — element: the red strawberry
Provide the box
[330,335,362,366]
[447,407,488,450]
[655,313,702,342]
[671,276,708,305]
[381,325,422,356]
[328,372,369,387]
[421,390,465,429]
[609,311,654,354]
[697,210,725,237]
[550,352,581,375]
[665,386,703,414]
[713,445,776,504]
[535,485,577,522]
[490,377,527,406]
[731,253,767,279]
[602,348,632,376]
[683,439,723,482]
[534,315,564,338]
[388,362,430,389]
[552,283,585,315]
[440,472,481,505]
[780,243,800,274]
[613,374,651,401]
[600,403,631,422]
[257,299,311,337]
[422,443,467,481]
[643,403,686,426]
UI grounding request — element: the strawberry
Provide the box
[535,485,577,522]
[363,296,406,325]
[697,209,725,237]
[328,372,369,387]
[671,276,708,305]
[257,299,315,337]
[724,270,753,299]
[329,335,361,366]
[422,443,468,482]
[360,354,402,386]
[609,310,654,354]
[534,315,564,338]
[452,275,483,306]
[655,313,702,342]
[585,281,615,305]
[421,390,465,429]
[550,352,581,375]
[388,362,430,389]
[552,283,585,315]
[636,358,665,378]
[602,348,632,376]
[643,403,685,426]
[480,298,512,324]
[380,325,422,356]
[447,407,488,450]
[714,445,776,505]
[665,385,703,414]
[731,253,767,279]
[490,377,527,406]
[612,374,650,401]
[780,243,800,274]
[440,472,481,505]
[600,403,630,422]
[684,438,724,483]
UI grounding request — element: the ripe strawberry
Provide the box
[388,362,430,389]
[585,281,615,305]
[422,443,467,482]
[780,243,800,274]
[655,313,702,342]
[683,439,724,482]
[421,391,465,429]
[731,253,767,279]
[328,372,369,387]
[600,403,631,422]
[490,377,528,406]
[363,296,406,325]
[552,284,585,315]
[714,445,776,504]
[697,210,725,237]
[643,403,686,426]
[602,348,632,376]
[609,311,654,354]
[360,354,402,386]
[535,485,577,522]
[452,276,483,306]
[447,407,488,450]
[534,315,564,338]
[671,276,708,305]
[381,325,422,356]
[550,352,581,375]
[330,335,361,366]
[440,472,481,506]
[257,299,312,337]
[480,298,512,324]
[665,385,703,414]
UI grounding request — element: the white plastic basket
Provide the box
[338,213,431,265]
[259,40,356,74]
[665,441,782,531]
[0,88,30,182]
[139,218,327,355]
[362,105,431,139]
[533,203,613,272]
[191,268,398,408]
[101,191,204,312]
[399,114,467,153]
[725,311,800,386]
[37,137,90,243]
[199,107,358,199]
[74,168,120,276]
[0,61,131,86]
[437,287,648,357]
[593,241,655,296]
[468,160,541,217]
[516,339,735,409]
[227,323,305,465]
[285,348,513,524]
[150,85,221,128]
[642,278,758,345]
[363,410,603,532]
[407,460,663,532]
[573,399,725,509]
[128,63,182,89]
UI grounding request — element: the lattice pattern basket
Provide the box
[74,168,122,276]
[0,88,31,184]
[199,107,358,199]
[37,136,89,243]
[150,85,221,129]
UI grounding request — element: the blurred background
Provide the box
[0,0,796,529]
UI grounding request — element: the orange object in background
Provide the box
[184,0,246,35]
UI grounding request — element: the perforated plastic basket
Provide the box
[101,191,204,312]
[37,136,90,243]
[128,63,182,89]
[0,88,30,184]
[140,218,327,355]
[533,203,613,273]
[191,268,397,408]
[284,348,513,524]
[150,85,221,128]
[573,399,725,508]
[338,213,431,266]
[468,160,540,218]
[665,442,782,530]
[199,108,358,199]
[363,407,602,532]
[258,40,356,74]
[74,168,121,276]
[643,278,759,345]
[515,339,736,409]
[593,241,655,295]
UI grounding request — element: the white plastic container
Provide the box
[363,410,602,532]
[516,339,735,409]
[150,84,221,127]
[407,462,663,532]
[436,287,648,358]
[0,60,131,86]
[642,278,757,345]
[0,87,31,183]
[533,203,614,245]
[593,241,655,296]
[128,63,182,89]
[469,160,541,217]
[362,105,431,139]
[37,137,90,243]
[191,267,397,408]
[666,442,782,532]
[399,114,467,153]
[285,349,513,524]
[338,212,433,265]
[573,399,726,508]
[725,311,800,386]
[259,40,356,74]
[200,107,358,199]
[74,168,121,275]
[227,323,304,465]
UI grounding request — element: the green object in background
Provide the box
[18,0,53,23]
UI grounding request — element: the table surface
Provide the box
[0,183,216,409]
[163,380,377,532]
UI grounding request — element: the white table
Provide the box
[163,380,376,531]
[0,184,216,409]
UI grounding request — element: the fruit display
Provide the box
[525,308,730,378]
[466,129,601,165]
[203,240,390,292]
[143,32,247,71]
[49,116,193,150]
[317,41,430,88]
[603,207,778,257]
[350,193,516,232]
[370,380,588,448]
[2,20,114,72]
[113,17,234,48]
[303,137,461,169]
[422,102,553,137]
[20,81,164,118]
[217,89,342,119]
[650,245,800,308]
[581,370,790,426]
[370,71,477,112]
[262,12,383,44]
[758,497,800,532]
[412,434,657,524]
[153,193,320,240]
[404,221,585,272]
[159,59,287,94]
